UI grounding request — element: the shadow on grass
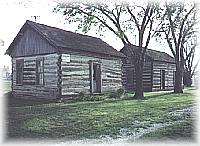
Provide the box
[4,92,58,107]
[125,92,175,100]
[5,89,193,107]
[185,87,197,91]
[145,92,174,99]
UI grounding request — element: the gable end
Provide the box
[6,24,57,57]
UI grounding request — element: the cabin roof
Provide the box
[6,20,125,58]
[120,44,175,63]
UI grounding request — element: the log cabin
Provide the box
[120,44,176,92]
[6,20,125,100]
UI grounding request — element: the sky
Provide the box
[0,0,199,72]
[0,0,64,71]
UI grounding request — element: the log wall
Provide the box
[12,53,59,99]
[12,52,123,99]
[61,54,123,95]
[152,61,176,91]
[122,58,153,92]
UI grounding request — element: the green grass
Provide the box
[141,119,196,141]
[6,87,197,141]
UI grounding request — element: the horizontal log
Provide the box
[44,65,57,69]
[62,77,89,81]
[62,70,88,76]
[23,68,35,71]
[23,71,36,75]
[24,63,36,67]
[24,58,36,61]
[13,84,58,90]
[62,79,90,85]
[23,76,35,80]
[44,60,58,65]
[13,89,58,96]
[153,82,161,86]
[102,78,122,82]
[23,82,35,85]
[43,71,57,75]
[61,62,88,67]
[62,87,90,93]
[61,67,88,72]
[103,66,122,72]
[69,59,89,64]
[23,72,35,76]
[13,91,58,97]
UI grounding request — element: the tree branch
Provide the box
[191,58,199,77]
[177,5,195,50]
[126,6,140,31]
[166,4,178,52]
[163,27,176,57]
[96,5,130,44]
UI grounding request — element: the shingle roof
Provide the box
[6,20,125,58]
[120,44,175,63]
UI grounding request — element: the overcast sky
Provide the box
[0,0,199,72]
[0,0,63,70]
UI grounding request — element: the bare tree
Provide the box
[183,35,199,86]
[158,1,197,93]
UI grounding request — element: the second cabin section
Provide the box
[6,20,125,100]
[60,53,123,96]
[120,44,176,92]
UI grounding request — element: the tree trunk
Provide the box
[127,45,145,99]
[183,71,192,87]
[134,61,144,98]
[174,66,183,93]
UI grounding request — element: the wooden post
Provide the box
[57,54,62,99]
[99,63,102,93]
[11,58,14,93]
[89,61,93,95]
[150,61,153,91]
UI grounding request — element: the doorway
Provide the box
[161,69,165,89]
[89,62,102,94]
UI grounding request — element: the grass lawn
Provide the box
[6,87,197,142]
[141,118,196,142]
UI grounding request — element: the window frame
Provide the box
[16,59,24,85]
[36,57,44,86]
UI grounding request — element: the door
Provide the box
[93,63,101,93]
[161,70,165,89]
[89,62,102,94]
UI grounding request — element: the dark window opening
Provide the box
[93,64,97,81]
[16,59,24,85]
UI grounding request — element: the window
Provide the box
[36,58,44,85]
[16,59,24,85]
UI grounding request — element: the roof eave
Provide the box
[59,46,125,59]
